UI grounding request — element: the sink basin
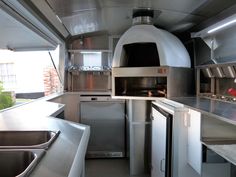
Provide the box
[0,149,45,177]
[0,130,60,149]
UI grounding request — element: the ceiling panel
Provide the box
[61,9,103,35]
[45,0,236,36]
[154,9,204,31]
[46,0,101,17]
[151,0,208,14]
[101,7,132,35]
[47,0,207,16]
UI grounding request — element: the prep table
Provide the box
[171,97,236,166]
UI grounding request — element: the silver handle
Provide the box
[160,159,165,172]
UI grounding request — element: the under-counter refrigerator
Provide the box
[151,99,200,177]
[152,101,173,177]
[80,95,125,158]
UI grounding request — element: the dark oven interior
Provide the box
[115,77,167,97]
[123,43,160,67]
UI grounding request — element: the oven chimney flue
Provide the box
[132,8,154,25]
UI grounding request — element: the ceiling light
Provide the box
[191,14,236,38]
[207,18,236,33]
[56,15,62,23]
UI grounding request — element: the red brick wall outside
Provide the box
[43,67,59,96]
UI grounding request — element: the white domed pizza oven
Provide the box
[112,11,194,99]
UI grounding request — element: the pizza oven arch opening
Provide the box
[122,42,160,67]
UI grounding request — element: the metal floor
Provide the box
[85,159,150,177]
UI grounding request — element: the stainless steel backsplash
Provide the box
[71,72,111,91]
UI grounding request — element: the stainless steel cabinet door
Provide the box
[80,101,125,157]
[151,108,167,177]
[187,109,202,174]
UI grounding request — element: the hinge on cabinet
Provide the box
[150,113,154,120]
[184,113,191,127]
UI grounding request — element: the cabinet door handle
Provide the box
[160,159,165,172]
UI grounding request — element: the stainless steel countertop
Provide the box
[171,97,236,166]
[171,97,236,125]
[0,93,90,177]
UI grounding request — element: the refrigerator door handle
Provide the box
[160,158,165,172]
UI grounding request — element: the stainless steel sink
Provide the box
[0,130,60,149]
[0,149,45,177]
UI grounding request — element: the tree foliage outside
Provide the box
[0,81,14,110]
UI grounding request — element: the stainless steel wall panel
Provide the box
[130,100,151,122]
[167,67,195,97]
[130,123,151,175]
[70,35,109,50]
[71,72,111,92]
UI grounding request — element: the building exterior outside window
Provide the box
[0,63,16,91]
[0,47,60,103]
